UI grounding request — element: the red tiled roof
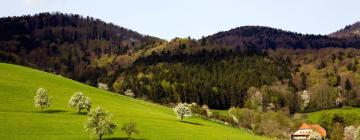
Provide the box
[299,123,312,129]
[298,123,326,137]
[309,124,327,137]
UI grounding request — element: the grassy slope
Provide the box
[0,63,268,140]
[212,109,229,116]
[305,107,360,123]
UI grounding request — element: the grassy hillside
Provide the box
[0,63,268,140]
[305,107,360,123]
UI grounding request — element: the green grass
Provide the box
[0,63,268,140]
[212,109,229,116]
[304,107,360,123]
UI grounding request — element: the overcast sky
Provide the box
[1,0,359,40]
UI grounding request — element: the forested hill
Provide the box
[329,22,360,39]
[125,24,360,111]
[199,26,360,50]
[2,12,360,112]
[0,12,163,85]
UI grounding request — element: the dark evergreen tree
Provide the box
[299,72,307,90]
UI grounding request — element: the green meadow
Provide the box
[305,107,360,123]
[0,63,268,140]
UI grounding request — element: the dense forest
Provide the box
[1,13,360,113]
[121,49,291,109]
[0,12,162,85]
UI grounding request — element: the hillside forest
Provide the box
[2,13,360,139]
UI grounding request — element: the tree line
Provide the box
[120,49,291,109]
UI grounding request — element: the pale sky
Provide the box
[0,0,359,40]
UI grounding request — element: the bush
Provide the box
[124,89,135,98]
[97,83,108,91]
[229,107,295,139]
[255,111,294,139]
[309,131,322,140]
[189,103,207,116]
[229,107,260,131]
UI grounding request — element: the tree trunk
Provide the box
[99,135,102,140]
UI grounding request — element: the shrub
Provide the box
[229,107,260,131]
[97,83,108,91]
[255,111,293,139]
[309,131,322,140]
[229,107,294,139]
[124,89,135,98]
[189,103,207,116]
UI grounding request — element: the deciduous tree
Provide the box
[69,92,91,113]
[85,107,116,140]
[34,88,51,111]
[121,121,138,139]
[173,103,192,121]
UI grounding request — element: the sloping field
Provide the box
[0,63,268,140]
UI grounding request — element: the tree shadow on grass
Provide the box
[42,109,67,113]
[180,121,204,126]
[79,112,89,115]
[103,137,146,140]
[70,112,89,115]
[118,116,207,126]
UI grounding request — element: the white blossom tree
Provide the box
[97,83,108,91]
[344,125,359,140]
[69,92,91,113]
[34,88,51,111]
[124,89,135,98]
[300,90,310,111]
[173,103,192,121]
[85,107,116,140]
[309,131,322,140]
